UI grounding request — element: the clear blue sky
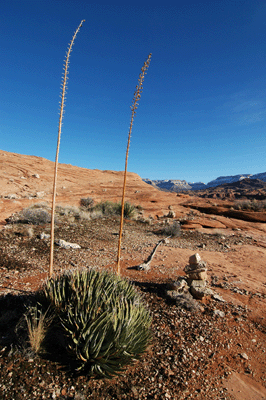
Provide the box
[1,1,266,183]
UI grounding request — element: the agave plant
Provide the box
[40,268,151,377]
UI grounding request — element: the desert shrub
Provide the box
[56,204,79,215]
[55,205,93,221]
[92,201,136,218]
[234,199,266,211]
[80,197,94,209]
[38,269,151,377]
[161,221,181,237]
[92,201,120,216]
[7,205,51,225]
[121,202,136,218]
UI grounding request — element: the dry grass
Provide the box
[25,305,53,354]
[117,53,152,275]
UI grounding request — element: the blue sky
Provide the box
[1,1,266,183]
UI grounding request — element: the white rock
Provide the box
[213,310,225,318]
[40,232,50,240]
[4,194,18,199]
[212,293,226,302]
[36,191,45,198]
[55,239,81,249]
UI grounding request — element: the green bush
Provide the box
[92,201,120,216]
[38,268,151,377]
[92,201,136,218]
[122,202,136,218]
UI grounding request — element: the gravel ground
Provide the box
[0,216,265,399]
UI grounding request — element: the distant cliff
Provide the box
[143,172,266,192]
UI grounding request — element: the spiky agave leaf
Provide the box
[39,268,152,377]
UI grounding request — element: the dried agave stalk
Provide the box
[49,20,85,278]
[116,54,152,275]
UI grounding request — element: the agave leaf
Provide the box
[41,268,152,377]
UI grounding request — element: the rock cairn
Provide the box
[184,253,213,299]
[165,253,213,311]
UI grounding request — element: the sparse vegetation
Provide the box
[80,197,94,209]
[122,201,136,218]
[91,201,136,218]
[5,201,137,226]
[161,221,181,237]
[92,200,120,216]
[233,199,266,211]
[25,304,53,354]
[6,204,51,225]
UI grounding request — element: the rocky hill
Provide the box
[189,178,266,201]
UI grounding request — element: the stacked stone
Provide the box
[184,253,212,299]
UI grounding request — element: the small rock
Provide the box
[131,386,138,397]
[4,194,18,199]
[212,293,225,302]
[32,173,40,178]
[189,253,201,265]
[167,210,175,218]
[36,191,45,198]
[186,269,207,281]
[55,239,81,249]
[40,232,50,240]
[190,280,208,299]
[241,352,249,360]
[198,243,206,249]
[213,310,225,318]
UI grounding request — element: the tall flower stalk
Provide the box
[49,20,85,278]
[116,53,152,276]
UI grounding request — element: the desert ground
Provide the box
[0,150,265,399]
